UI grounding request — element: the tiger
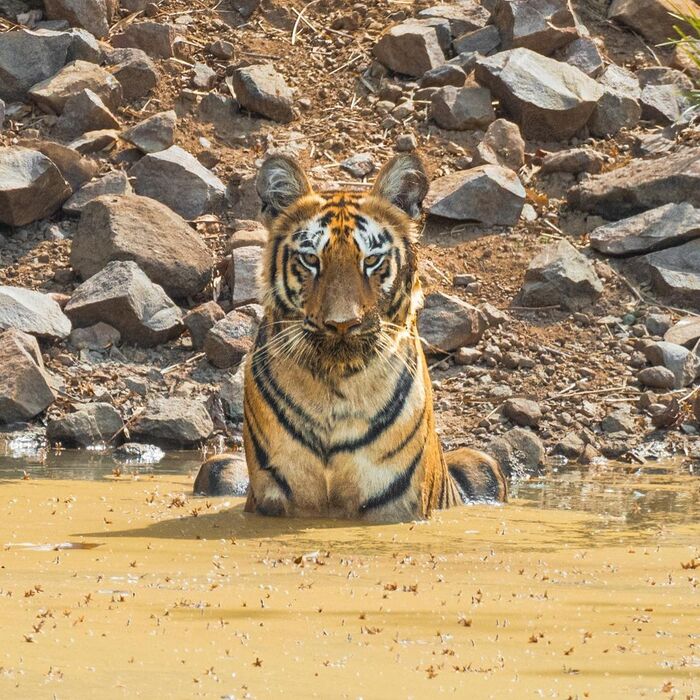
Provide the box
[197,154,506,521]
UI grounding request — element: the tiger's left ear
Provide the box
[256,155,313,221]
[371,154,429,220]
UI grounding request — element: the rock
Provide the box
[540,147,604,175]
[664,317,700,349]
[43,0,113,38]
[0,285,71,341]
[64,260,184,346]
[418,292,485,352]
[629,239,700,310]
[454,346,481,365]
[475,118,525,171]
[204,310,258,369]
[226,221,268,250]
[395,133,418,152]
[130,397,213,447]
[105,47,159,102]
[646,313,672,337]
[63,170,132,214]
[0,329,55,424]
[419,64,466,88]
[198,92,238,127]
[373,21,446,78]
[121,110,176,153]
[192,62,216,89]
[424,165,525,225]
[643,340,700,388]
[111,22,177,59]
[608,0,698,46]
[209,38,234,59]
[29,60,122,114]
[601,407,635,433]
[589,64,641,137]
[503,398,542,427]
[557,36,603,77]
[113,442,164,463]
[452,25,501,55]
[487,426,544,479]
[418,2,490,37]
[0,28,72,102]
[475,48,603,140]
[194,452,248,496]
[589,203,700,256]
[568,147,700,218]
[493,0,578,55]
[637,66,694,91]
[219,360,246,422]
[68,321,120,349]
[68,128,119,154]
[18,138,98,191]
[66,27,103,62]
[54,88,119,138]
[637,365,676,390]
[231,64,294,123]
[71,194,213,299]
[227,246,262,307]
[183,301,225,351]
[0,146,71,226]
[340,153,375,178]
[640,84,683,125]
[430,85,494,129]
[0,98,4,129]
[553,432,585,460]
[519,239,603,311]
[479,302,510,327]
[129,145,227,220]
[47,402,123,447]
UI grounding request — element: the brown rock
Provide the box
[231,64,295,123]
[608,0,698,45]
[418,292,485,352]
[204,310,258,368]
[475,118,525,171]
[184,301,225,351]
[373,21,446,78]
[503,398,542,427]
[111,22,177,59]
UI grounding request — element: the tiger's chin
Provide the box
[302,331,380,377]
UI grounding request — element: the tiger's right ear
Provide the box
[256,155,312,221]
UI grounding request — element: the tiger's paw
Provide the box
[445,448,507,503]
[194,453,249,497]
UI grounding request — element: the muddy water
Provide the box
[0,447,698,698]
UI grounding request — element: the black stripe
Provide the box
[269,237,294,314]
[328,350,415,456]
[381,403,426,462]
[360,444,424,512]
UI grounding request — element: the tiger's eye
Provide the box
[364,254,382,268]
[299,253,319,268]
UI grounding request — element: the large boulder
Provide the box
[373,21,445,78]
[608,0,699,45]
[588,64,641,137]
[43,0,114,39]
[129,145,227,220]
[0,147,72,226]
[568,147,700,219]
[475,48,603,140]
[71,194,213,298]
[519,239,603,311]
[492,0,578,56]
[0,29,72,102]
[121,110,176,153]
[0,286,71,341]
[130,397,213,447]
[423,165,525,225]
[231,64,295,123]
[64,260,184,346]
[418,292,485,352]
[589,203,700,256]
[47,402,124,447]
[430,85,495,129]
[28,60,122,114]
[0,329,55,424]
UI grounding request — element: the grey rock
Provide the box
[553,431,585,460]
[208,39,234,59]
[475,118,525,171]
[228,246,262,307]
[487,426,544,479]
[64,260,184,346]
[63,170,132,214]
[418,292,485,352]
[68,128,118,154]
[66,27,103,62]
[645,313,672,337]
[608,0,698,46]
[589,64,641,137]
[43,0,113,38]
[430,85,494,129]
[373,21,446,78]
[18,138,98,191]
[193,452,248,497]
[68,321,120,349]
[0,28,72,102]
[198,92,238,127]
[568,147,700,218]
[589,203,700,256]
[29,59,122,114]
[395,133,418,152]
[503,397,542,427]
[643,340,700,388]
[0,329,55,424]
[664,317,700,348]
[640,84,683,125]
[637,66,694,91]
[0,146,72,226]
[0,98,4,129]
[637,365,676,390]
[121,110,176,153]
[71,194,213,299]
[105,47,159,102]
[231,64,294,123]
[519,239,603,311]
[54,88,119,138]
[418,2,490,37]
[130,397,213,447]
[0,286,71,340]
[204,311,258,368]
[113,441,164,463]
[219,360,246,422]
[601,407,635,433]
[424,165,525,225]
[452,25,501,55]
[47,403,123,447]
[475,48,603,140]
[183,301,225,351]
[192,62,216,89]
[111,22,177,59]
[129,145,227,220]
[419,64,466,88]
[540,147,604,174]
[340,153,375,178]
[557,36,603,77]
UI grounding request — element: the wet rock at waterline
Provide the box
[130,397,214,447]
[487,427,545,479]
[47,402,124,447]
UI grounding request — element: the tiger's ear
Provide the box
[256,155,312,220]
[371,154,429,219]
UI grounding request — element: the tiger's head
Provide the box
[256,154,429,376]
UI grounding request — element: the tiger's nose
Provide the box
[324,316,362,335]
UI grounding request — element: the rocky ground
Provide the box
[1,0,700,478]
